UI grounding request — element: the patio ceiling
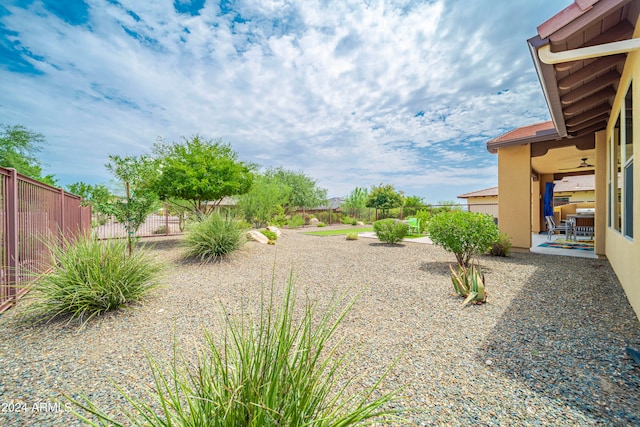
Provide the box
[530,0,639,138]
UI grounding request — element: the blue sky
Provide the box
[0,0,571,203]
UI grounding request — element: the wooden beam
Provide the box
[565,104,611,126]
[568,121,608,136]
[561,70,620,104]
[563,87,616,115]
[566,117,608,132]
[554,170,595,180]
[557,54,625,90]
[552,20,633,71]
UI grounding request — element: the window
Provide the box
[610,115,621,232]
[623,82,633,239]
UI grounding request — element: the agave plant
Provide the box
[449,263,487,307]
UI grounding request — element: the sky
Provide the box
[0,0,573,204]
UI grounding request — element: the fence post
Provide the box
[165,202,169,236]
[6,168,18,305]
[59,187,65,238]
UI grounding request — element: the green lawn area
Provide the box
[302,227,373,236]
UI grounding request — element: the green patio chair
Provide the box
[406,217,420,235]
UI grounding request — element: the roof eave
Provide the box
[528,35,568,138]
[486,127,561,153]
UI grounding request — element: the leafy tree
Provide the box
[105,155,159,255]
[403,195,424,216]
[151,135,254,216]
[0,124,58,186]
[237,175,289,227]
[265,167,328,212]
[365,184,404,219]
[342,187,369,219]
[67,182,112,210]
[427,211,500,267]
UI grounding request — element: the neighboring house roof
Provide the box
[458,175,595,199]
[458,187,498,199]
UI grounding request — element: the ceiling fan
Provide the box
[560,157,595,171]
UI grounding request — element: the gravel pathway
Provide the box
[1,226,639,426]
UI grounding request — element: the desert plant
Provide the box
[488,232,512,257]
[373,219,407,244]
[450,263,488,307]
[20,235,161,326]
[183,213,245,262]
[427,211,500,267]
[153,225,168,235]
[69,274,403,426]
[341,215,358,225]
[317,222,326,227]
[346,232,359,240]
[259,229,278,241]
[286,214,305,228]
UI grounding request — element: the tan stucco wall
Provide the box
[498,144,531,249]
[604,30,640,321]
[553,190,595,203]
[531,178,541,233]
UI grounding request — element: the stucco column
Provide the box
[595,130,606,256]
[498,144,532,250]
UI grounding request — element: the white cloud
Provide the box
[0,0,571,202]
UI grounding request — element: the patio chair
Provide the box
[406,217,420,235]
[545,215,572,240]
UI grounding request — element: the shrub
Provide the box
[259,229,278,241]
[21,235,161,326]
[341,216,358,225]
[415,209,431,231]
[488,232,511,257]
[69,275,402,425]
[183,213,245,262]
[153,225,168,235]
[286,214,305,228]
[317,222,326,227]
[427,211,499,267]
[346,232,359,240]
[373,219,407,244]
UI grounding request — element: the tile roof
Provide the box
[490,121,556,144]
[457,175,594,199]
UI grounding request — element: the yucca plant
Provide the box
[449,263,487,307]
[69,274,404,426]
[20,234,162,326]
[183,213,245,262]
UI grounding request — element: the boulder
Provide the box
[309,218,320,226]
[356,221,365,226]
[266,225,282,237]
[247,230,269,244]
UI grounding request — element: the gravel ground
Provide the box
[1,226,639,426]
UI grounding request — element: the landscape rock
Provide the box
[309,218,320,226]
[356,221,365,226]
[246,230,269,244]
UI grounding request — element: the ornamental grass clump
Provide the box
[373,219,407,244]
[183,213,245,262]
[21,234,161,326]
[69,274,403,426]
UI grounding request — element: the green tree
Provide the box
[365,184,404,219]
[427,211,500,267]
[152,135,254,216]
[403,195,424,216]
[105,155,159,255]
[265,167,328,212]
[67,182,112,210]
[0,124,57,186]
[342,187,369,219]
[237,174,289,227]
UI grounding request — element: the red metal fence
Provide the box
[0,167,91,312]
